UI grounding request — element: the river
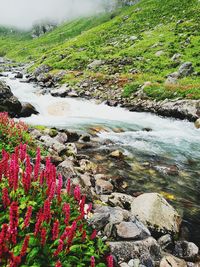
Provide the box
[1,72,200,245]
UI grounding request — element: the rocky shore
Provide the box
[28,125,200,267]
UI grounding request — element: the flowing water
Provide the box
[1,73,200,244]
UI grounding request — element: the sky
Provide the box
[0,0,115,29]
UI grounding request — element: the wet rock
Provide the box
[79,134,91,142]
[174,241,199,261]
[20,102,39,117]
[105,100,118,107]
[116,221,150,240]
[109,237,161,262]
[0,80,22,116]
[109,150,124,159]
[66,131,80,142]
[131,193,181,234]
[51,86,69,97]
[95,179,114,194]
[160,255,187,267]
[15,72,23,78]
[154,165,179,176]
[158,234,173,251]
[68,90,78,97]
[194,119,200,129]
[178,62,194,78]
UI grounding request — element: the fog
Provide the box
[0,0,116,29]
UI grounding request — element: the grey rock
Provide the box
[15,72,23,79]
[65,143,77,156]
[160,255,187,267]
[57,159,76,179]
[20,102,39,117]
[89,212,110,229]
[88,60,103,69]
[51,86,69,97]
[116,221,150,240]
[174,241,199,261]
[178,62,194,78]
[131,193,181,234]
[79,173,91,187]
[108,193,135,209]
[128,259,140,267]
[158,234,173,250]
[54,132,68,144]
[95,179,114,194]
[109,237,161,262]
[194,118,200,129]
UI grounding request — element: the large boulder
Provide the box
[178,62,194,78]
[20,102,39,117]
[0,81,22,116]
[131,193,181,234]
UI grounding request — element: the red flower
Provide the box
[55,260,62,267]
[57,174,63,202]
[73,185,81,201]
[54,239,64,256]
[9,202,19,244]
[91,256,95,267]
[20,235,30,257]
[81,230,87,242]
[34,147,41,180]
[66,178,71,195]
[107,255,114,267]
[90,229,97,240]
[52,220,60,240]
[40,227,47,246]
[2,188,10,208]
[62,203,70,225]
[43,199,51,222]
[23,206,32,228]
[34,209,44,236]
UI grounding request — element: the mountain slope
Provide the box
[0,0,200,100]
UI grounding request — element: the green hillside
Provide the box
[0,0,200,100]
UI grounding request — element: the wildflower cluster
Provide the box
[0,112,30,154]
[0,144,111,267]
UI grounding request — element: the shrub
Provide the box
[0,145,111,267]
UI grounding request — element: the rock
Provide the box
[30,129,42,139]
[57,159,76,179]
[160,255,187,267]
[155,51,164,57]
[52,142,66,155]
[50,155,63,166]
[130,36,138,41]
[178,62,194,78]
[108,193,135,209]
[116,221,150,240]
[40,135,66,155]
[174,241,199,261]
[79,159,97,173]
[109,150,124,159]
[109,237,161,262]
[128,259,140,267]
[120,263,129,267]
[171,54,181,62]
[20,102,39,117]
[37,73,52,83]
[105,100,118,107]
[54,132,68,144]
[66,131,80,142]
[65,143,77,157]
[87,60,103,69]
[95,179,114,194]
[79,134,91,142]
[51,86,69,97]
[15,72,23,78]
[165,76,178,85]
[131,193,181,234]
[158,234,173,250]
[89,212,110,229]
[0,80,22,116]
[194,119,200,129]
[79,173,92,187]
[68,90,78,97]
[33,64,52,77]
[154,165,179,176]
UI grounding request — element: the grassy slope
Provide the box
[0,0,200,100]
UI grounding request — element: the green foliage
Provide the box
[122,82,141,97]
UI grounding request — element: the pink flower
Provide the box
[48,182,56,201]
[23,206,32,228]
[62,203,70,225]
[43,199,51,222]
[107,255,114,267]
[91,256,95,267]
[57,174,63,202]
[9,202,19,244]
[34,209,44,236]
[34,147,41,180]
[81,230,87,242]
[20,235,30,257]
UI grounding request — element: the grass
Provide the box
[0,0,200,100]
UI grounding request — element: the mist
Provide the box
[0,0,116,29]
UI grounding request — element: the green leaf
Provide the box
[27,247,40,264]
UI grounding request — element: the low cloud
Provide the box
[0,0,116,29]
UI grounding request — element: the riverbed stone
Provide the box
[178,62,194,78]
[57,159,76,179]
[108,193,135,209]
[116,221,150,240]
[95,179,114,194]
[54,132,68,144]
[194,118,200,129]
[109,150,124,159]
[109,237,161,262]
[158,234,173,250]
[174,241,199,261]
[20,102,39,117]
[160,255,187,267]
[131,193,181,234]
